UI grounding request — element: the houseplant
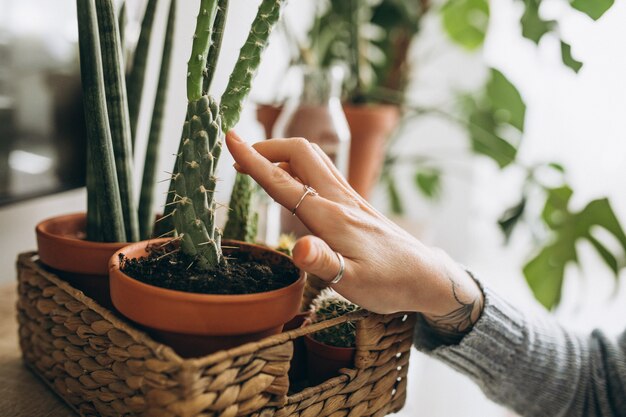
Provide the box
[36,0,174,308]
[110,0,306,357]
[304,291,360,384]
[257,0,428,199]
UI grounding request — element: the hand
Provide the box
[226,133,484,338]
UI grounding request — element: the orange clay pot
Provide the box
[304,333,355,385]
[36,212,126,309]
[109,239,306,358]
[256,103,283,138]
[343,104,400,199]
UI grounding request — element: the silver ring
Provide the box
[291,184,318,216]
[330,251,345,284]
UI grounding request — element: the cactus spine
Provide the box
[311,291,359,348]
[77,0,126,243]
[138,0,176,240]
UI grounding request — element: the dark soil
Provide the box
[120,243,299,295]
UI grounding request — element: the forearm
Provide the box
[414,279,626,417]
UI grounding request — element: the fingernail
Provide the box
[233,162,242,171]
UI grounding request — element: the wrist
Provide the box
[420,250,484,342]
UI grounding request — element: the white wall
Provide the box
[2,1,626,416]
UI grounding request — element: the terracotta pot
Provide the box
[256,103,283,138]
[109,239,306,358]
[343,104,400,199]
[36,212,125,309]
[304,333,355,385]
[283,311,310,384]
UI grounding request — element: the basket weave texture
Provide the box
[17,252,416,417]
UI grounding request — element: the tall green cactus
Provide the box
[166,0,286,268]
[220,0,284,132]
[222,0,285,242]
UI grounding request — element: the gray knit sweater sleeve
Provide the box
[413,285,626,417]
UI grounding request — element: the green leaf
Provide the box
[519,0,555,44]
[560,41,583,73]
[441,0,490,50]
[524,188,626,310]
[498,198,526,241]
[587,234,619,274]
[414,169,441,199]
[465,69,525,168]
[486,69,526,131]
[571,0,614,20]
[524,241,570,309]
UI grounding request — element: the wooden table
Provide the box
[0,283,75,416]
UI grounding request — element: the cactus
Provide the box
[77,0,126,243]
[203,0,229,94]
[127,0,158,145]
[95,0,139,242]
[138,0,176,239]
[223,173,258,243]
[220,0,284,132]
[311,291,360,348]
[222,0,285,241]
[164,0,286,268]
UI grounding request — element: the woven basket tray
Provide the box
[17,252,416,417]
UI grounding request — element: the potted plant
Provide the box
[36,0,174,309]
[109,0,306,358]
[304,291,360,384]
[255,0,427,199]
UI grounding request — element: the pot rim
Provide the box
[110,238,306,303]
[36,212,126,249]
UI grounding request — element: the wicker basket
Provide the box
[17,252,416,417]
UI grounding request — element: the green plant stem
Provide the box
[127,0,157,146]
[187,0,218,101]
[77,0,126,243]
[95,0,139,242]
[220,0,285,131]
[138,0,176,240]
[203,0,229,94]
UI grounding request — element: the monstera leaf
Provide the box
[465,69,526,168]
[524,186,626,309]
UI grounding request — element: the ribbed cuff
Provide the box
[413,282,526,385]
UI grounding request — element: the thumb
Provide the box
[292,235,343,283]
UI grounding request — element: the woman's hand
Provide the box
[226,132,484,338]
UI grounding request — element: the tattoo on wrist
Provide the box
[423,274,484,345]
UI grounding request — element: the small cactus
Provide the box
[276,233,297,256]
[311,291,360,348]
